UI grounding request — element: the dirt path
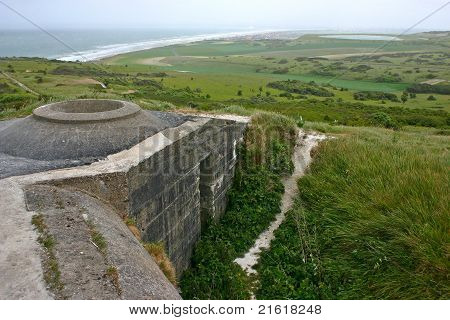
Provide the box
[1,71,40,96]
[234,132,326,278]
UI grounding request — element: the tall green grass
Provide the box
[257,127,449,299]
[180,112,297,299]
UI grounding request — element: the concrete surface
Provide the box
[0,100,187,162]
[0,110,190,179]
[0,102,249,299]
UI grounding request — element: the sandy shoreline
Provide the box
[57,29,283,62]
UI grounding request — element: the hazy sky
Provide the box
[0,0,449,31]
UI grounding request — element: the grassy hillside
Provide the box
[1,58,448,128]
[256,126,449,299]
[1,32,449,300]
[1,33,449,125]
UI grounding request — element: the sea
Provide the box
[0,29,417,62]
[0,28,273,62]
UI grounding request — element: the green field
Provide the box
[1,32,450,125]
[0,31,449,300]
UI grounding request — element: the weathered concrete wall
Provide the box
[0,113,248,299]
[127,118,246,273]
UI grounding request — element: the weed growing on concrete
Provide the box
[106,266,122,296]
[86,220,107,255]
[31,214,64,296]
[144,242,177,286]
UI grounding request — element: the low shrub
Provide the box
[180,112,297,299]
[268,80,334,97]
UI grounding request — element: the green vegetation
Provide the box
[369,112,399,129]
[353,91,399,102]
[407,83,450,95]
[2,32,450,124]
[267,80,334,97]
[143,242,177,286]
[31,214,64,295]
[2,32,449,300]
[87,220,107,255]
[180,112,297,299]
[86,219,123,296]
[256,127,449,299]
[106,266,122,296]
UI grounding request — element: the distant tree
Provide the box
[401,92,408,103]
[427,95,437,101]
[187,101,199,108]
[206,94,211,99]
[259,86,263,92]
[266,91,271,97]
[370,112,399,130]
[409,93,416,98]
[237,90,243,96]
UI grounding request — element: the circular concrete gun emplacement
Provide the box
[0,99,174,161]
[32,99,141,123]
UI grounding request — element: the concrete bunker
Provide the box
[0,99,172,162]
[0,99,248,299]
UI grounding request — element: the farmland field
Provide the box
[2,32,450,124]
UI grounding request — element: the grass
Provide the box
[106,266,122,296]
[125,217,177,286]
[256,127,450,299]
[2,34,447,300]
[1,37,449,122]
[86,220,107,255]
[85,219,125,296]
[125,216,142,240]
[143,242,177,286]
[102,34,449,95]
[31,214,64,295]
[180,112,297,299]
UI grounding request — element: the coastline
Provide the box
[57,29,284,62]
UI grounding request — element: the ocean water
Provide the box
[320,34,402,41]
[0,28,269,61]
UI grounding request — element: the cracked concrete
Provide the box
[0,102,248,299]
[0,116,209,299]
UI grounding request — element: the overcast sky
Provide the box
[0,0,449,31]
